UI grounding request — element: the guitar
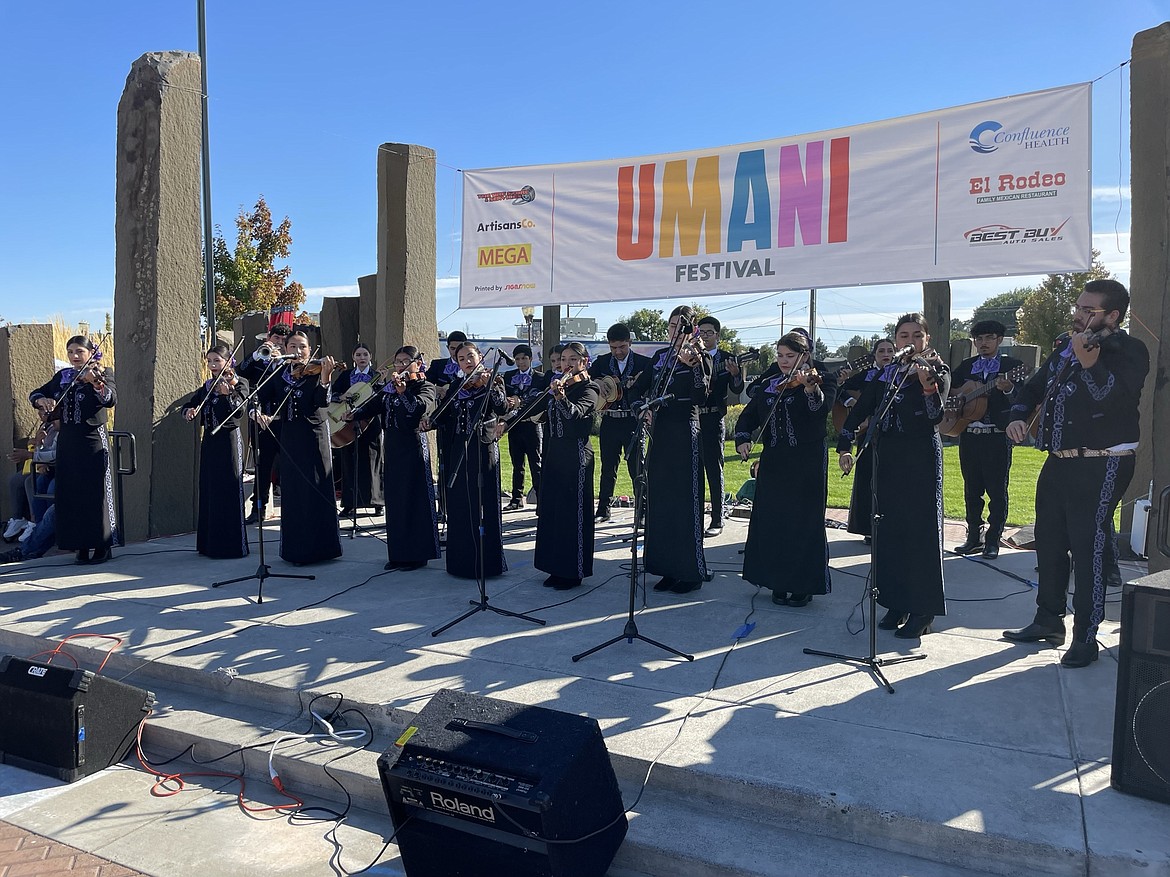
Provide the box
[830,354,878,433]
[940,363,1031,437]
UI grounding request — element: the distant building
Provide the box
[512,316,597,344]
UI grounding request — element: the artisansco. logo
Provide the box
[476,219,536,232]
[969,121,1071,154]
[476,186,536,205]
[964,218,1068,245]
[477,243,533,267]
[969,171,1067,204]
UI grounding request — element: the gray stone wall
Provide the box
[113,51,204,541]
[0,324,54,520]
[358,274,377,356]
[320,297,360,362]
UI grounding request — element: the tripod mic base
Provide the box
[572,620,694,663]
[802,647,926,694]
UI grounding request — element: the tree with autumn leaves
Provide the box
[206,196,307,330]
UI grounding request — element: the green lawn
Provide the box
[499,435,1047,527]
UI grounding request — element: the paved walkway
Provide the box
[0,822,145,877]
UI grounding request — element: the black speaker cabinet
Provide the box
[1111,573,1170,803]
[378,689,627,877]
[0,655,156,783]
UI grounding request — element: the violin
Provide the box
[212,366,239,395]
[550,367,589,400]
[777,366,822,391]
[462,367,504,391]
[78,362,107,390]
[291,358,344,380]
[389,361,426,393]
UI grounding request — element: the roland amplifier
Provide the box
[0,655,155,783]
[378,689,627,877]
[1111,572,1170,803]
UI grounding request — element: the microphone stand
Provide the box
[574,351,693,663]
[803,363,925,693]
[432,353,544,636]
[212,366,314,602]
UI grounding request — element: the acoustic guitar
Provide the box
[939,363,1031,437]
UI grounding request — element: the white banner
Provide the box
[459,84,1091,308]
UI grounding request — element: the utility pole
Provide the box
[808,289,817,351]
[779,301,786,335]
[197,0,215,343]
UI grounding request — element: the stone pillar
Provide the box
[1130,23,1170,571]
[319,296,360,361]
[542,306,561,370]
[234,312,269,362]
[358,274,378,355]
[0,325,55,520]
[113,52,204,542]
[377,144,438,360]
[922,281,951,356]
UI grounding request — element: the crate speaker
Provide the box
[378,689,627,877]
[0,656,155,783]
[1111,572,1170,804]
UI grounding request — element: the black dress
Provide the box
[187,378,249,559]
[733,373,837,598]
[837,366,893,537]
[30,369,118,552]
[432,379,508,579]
[837,366,951,617]
[331,366,384,511]
[534,379,599,582]
[633,348,712,584]
[258,366,342,565]
[355,380,441,565]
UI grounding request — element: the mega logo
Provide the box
[616,139,851,262]
[477,186,536,205]
[964,218,1069,246]
[429,791,496,823]
[478,243,532,268]
[968,120,1071,154]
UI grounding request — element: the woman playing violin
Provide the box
[837,338,897,542]
[253,331,341,565]
[734,330,837,607]
[349,346,440,571]
[29,336,117,564]
[534,342,600,590]
[423,341,508,580]
[182,344,249,559]
[836,313,950,639]
[331,342,385,518]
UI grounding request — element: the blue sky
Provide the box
[1,1,1164,351]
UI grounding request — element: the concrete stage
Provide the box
[0,505,1166,877]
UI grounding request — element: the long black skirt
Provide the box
[55,424,116,551]
[644,418,707,582]
[445,435,506,579]
[535,438,594,579]
[197,427,249,559]
[871,430,946,616]
[337,421,384,509]
[743,440,830,596]
[846,439,875,536]
[278,419,342,564]
[383,429,441,564]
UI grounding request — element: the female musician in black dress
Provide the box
[534,342,600,590]
[837,314,950,638]
[29,336,117,564]
[424,341,508,580]
[350,346,440,571]
[253,331,342,565]
[331,342,384,517]
[632,306,713,594]
[182,344,249,559]
[734,331,837,606]
[837,338,896,542]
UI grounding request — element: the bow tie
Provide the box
[878,364,898,382]
[351,371,372,384]
[512,372,532,389]
[971,358,1000,377]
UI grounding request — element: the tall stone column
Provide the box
[1130,23,1170,572]
[377,144,438,360]
[0,324,54,520]
[113,52,204,541]
[358,274,377,355]
[921,281,951,364]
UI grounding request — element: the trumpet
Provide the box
[256,343,283,362]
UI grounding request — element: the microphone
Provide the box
[495,349,516,366]
[892,345,917,362]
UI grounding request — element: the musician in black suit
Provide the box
[696,316,744,537]
[237,323,290,523]
[425,331,468,523]
[591,324,653,521]
[950,320,1023,559]
[502,343,542,509]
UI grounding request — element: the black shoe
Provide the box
[786,593,812,608]
[595,502,611,522]
[244,508,260,525]
[0,547,23,564]
[75,549,91,564]
[553,577,582,591]
[398,561,426,571]
[669,580,702,594]
[505,498,524,511]
[88,547,109,565]
[981,540,1000,559]
[771,591,788,605]
[863,536,872,545]
[704,524,723,538]
[952,534,984,555]
[652,577,677,592]
[543,574,558,588]
[1105,569,1123,589]
[895,614,933,638]
[373,505,383,516]
[1060,641,1099,668]
[1003,622,1065,646]
[878,609,909,630]
[338,508,355,519]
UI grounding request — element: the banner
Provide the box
[460,84,1090,308]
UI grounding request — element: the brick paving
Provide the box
[0,822,147,877]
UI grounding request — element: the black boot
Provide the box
[895,614,934,638]
[1003,621,1066,646]
[878,609,909,630]
[595,500,611,522]
[953,530,984,555]
[981,538,1000,559]
[1060,640,1099,668]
